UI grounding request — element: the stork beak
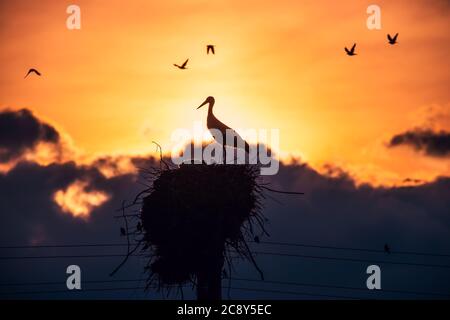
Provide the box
[197,99,208,109]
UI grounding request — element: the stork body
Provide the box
[345,43,357,56]
[174,59,189,69]
[24,68,41,78]
[197,96,250,153]
[387,33,398,45]
[207,45,215,55]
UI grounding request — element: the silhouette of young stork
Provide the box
[387,33,398,45]
[174,59,189,69]
[197,96,250,158]
[206,45,215,55]
[24,68,41,78]
[345,43,357,56]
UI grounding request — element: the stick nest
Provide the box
[140,163,264,286]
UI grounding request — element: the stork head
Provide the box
[197,96,215,109]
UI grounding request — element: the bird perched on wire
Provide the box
[384,244,391,254]
[344,43,357,56]
[24,68,41,78]
[174,59,189,70]
[387,33,398,45]
[206,45,215,55]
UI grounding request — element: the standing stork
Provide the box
[197,96,250,156]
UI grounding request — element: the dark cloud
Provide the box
[0,109,449,299]
[0,158,449,299]
[0,108,60,162]
[388,129,450,157]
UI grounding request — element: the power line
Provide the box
[0,286,159,296]
[1,241,449,258]
[0,285,363,299]
[0,243,129,250]
[0,253,137,260]
[256,241,450,258]
[0,278,146,287]
[229,287,361,300]
[1,277,448,298]
[0,253,243,261]
[230,277,450,298]
[251,251,450,269]
[2,251,449,269]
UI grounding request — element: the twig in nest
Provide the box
[260,185,304,195]
[251,214,270,237]
[241,236,264,281]
[113,213,140,219]
[132,189,151,206]
[152,141,170,170]
[110,201,142,276]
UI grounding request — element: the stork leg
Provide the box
[222,145,226,164]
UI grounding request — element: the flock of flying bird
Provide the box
[173,44,215,70]
[23,34,400,166]
[23,35,401,163]
[345,33,399,56]
[23,35,398,78]
[23,40,396,254]
[23,44,216,77]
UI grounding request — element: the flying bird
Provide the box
[344,43,357,56]
[197,96,250,154]
[24,68,41,78]
[207,45,215,55]
[384,244,391,254]
[387,33,398,45]
[174,59,189,69]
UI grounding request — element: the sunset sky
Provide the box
[1,0,449,186]
[1,1,450,301]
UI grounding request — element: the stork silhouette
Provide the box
[24,68,41,78]
[345,43,357,56]
[174,59,189,69]
[207,45,215,55]
[387,33,398,45]
[197,96,250,156]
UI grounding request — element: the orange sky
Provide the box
[1,0,449,186]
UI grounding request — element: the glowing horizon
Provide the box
[1,0,449,186]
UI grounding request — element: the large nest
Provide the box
[112,162,267,294]
[142,163,262,285]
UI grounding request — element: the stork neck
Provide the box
[207,102,214,115]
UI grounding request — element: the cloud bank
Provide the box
[389,129,450,157]
[1,109,449,299]
[0,109,60,163]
